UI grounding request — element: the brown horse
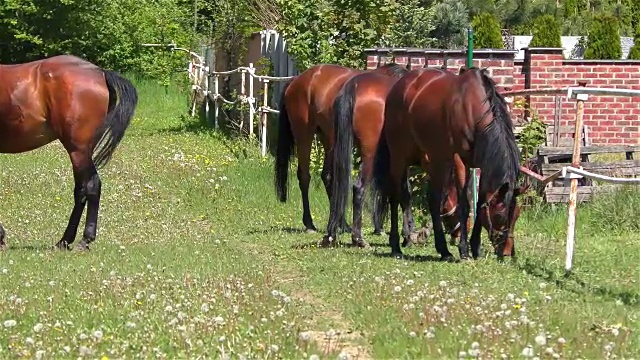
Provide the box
[442,167,525,257]
[323,68,463,248]
[373,67,524,261]
[274,63,406,233]
[0,55,138,251]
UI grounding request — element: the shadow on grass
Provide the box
[371,251,458,263]
[517,257,639,306]
[289,240,390,251]
[7,244,56,251]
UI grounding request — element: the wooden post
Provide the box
[565,83,588,274]
[213,75,219,128]
[204,65,209,123]
[261,79,270,157]
[553,95,561,147]
[240,68,246,132]
[248,63,255,137]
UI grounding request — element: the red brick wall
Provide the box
[364,47,640,145]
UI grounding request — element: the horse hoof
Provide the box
[402,238,413,248]
[352,238,370,249]
[54,241,71,251]
[440,254,456,263]
[319,235,336,248]
[76,243,90,252]
[373,230,385,236]
[305,228,317,234]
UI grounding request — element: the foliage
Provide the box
[518,112,547,162]
[276,0,395,70]
[584,12,623,60]
[0,0,196,82]
[431,0,470,49]
[380,0,437,48]
[627,25,640,59]
[470,12,504,49]
[571,36,588,58]
[529,14,562,48]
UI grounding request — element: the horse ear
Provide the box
[459,66,467,74]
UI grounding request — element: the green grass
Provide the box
[0,80,639,359]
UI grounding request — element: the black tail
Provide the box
[92,70,139,169]
[274,79,295,203]
[372,125,391,227]
[326,77,357,235]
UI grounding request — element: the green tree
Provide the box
[627,25,640,59]
[381,0,436,48]
[529,14,562,47]
[584,12,623,60]
[276,0,395,70]
[470,12,503,49]
[431,0,469,49]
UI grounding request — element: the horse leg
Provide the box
[350,164,369,247]
[56,151,101,251]
[296,140,317,233]
[400,173,417,247]
[318,132,351,233]
[453,157,471,260]
[0,223,6,251]
[427,172,454,262]
[469,194,485,259]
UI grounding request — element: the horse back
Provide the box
[285,64,361,134]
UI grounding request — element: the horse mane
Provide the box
[469,67,521,201]
[375,62,409,78]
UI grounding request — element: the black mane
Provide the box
[470,68,521,202]
[376,62,409,78]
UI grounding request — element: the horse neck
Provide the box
[470,80,519,194]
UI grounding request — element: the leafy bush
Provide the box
[470,12,504,49]
[529,15,562,48]
[431,0,469,49]
[584,13,622,60]
[381,0,436,48]
[627,25,640,59]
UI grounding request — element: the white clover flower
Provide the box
[557,337,566,345]
[439,280,448,288]
[521,345,534,357]
[409,331,417,338]
[299,331,311,342]
[406,279,414,286]
[33,323,44,332]
[309,355,320,360]
[3,319,17,328]
[93,330,103,340]
[535,334,546,346]
[393,286,402,293]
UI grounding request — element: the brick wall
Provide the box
[364,47,640,145]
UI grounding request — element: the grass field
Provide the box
[0,78,639,359]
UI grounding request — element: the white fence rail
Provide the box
[503,86,640,274]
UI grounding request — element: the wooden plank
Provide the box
[541,160,640,177]
[538,145,640,156]
[544,185,618,203]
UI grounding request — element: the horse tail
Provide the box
[372,124,390,227]
[327,77,357,235]
[274,79,295,203]
[92,70,139,169]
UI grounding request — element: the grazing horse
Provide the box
[0,55,138,251]
[323,68,462,248]
[373,67,523,261]
[442,167,525,256]
[274,63,406,233]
